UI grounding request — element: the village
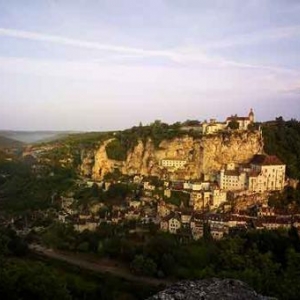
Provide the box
[2,110,299,242]
[52,148,299,241]
[50,110,298,241]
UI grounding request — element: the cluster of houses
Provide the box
[57,190,300,240]
[22,144,74,168]
[58,194,157,233]
[4,149,293,241]
[159,204,300,240]
[53,150,294,240]
[159,154,286,210]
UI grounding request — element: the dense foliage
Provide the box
[0,226,159,300]
[227,119,239,130]
[42,132,113,149]
[105,139,128,161]
[105,120,202,161]
[262,118,300,179]
[0,160,75,212]
[38,220,300,299]
[268,185,300,210]
[167,190,190,207]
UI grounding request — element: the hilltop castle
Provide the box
[203,108,255,134]
[226,108,255,130]
[181,109,256,135]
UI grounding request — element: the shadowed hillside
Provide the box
[262,117,300,179]
[0,135,23,148]
[0,131,77,144]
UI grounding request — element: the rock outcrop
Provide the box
[80,131,263,181]
[147,278,276,300]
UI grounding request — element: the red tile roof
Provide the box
[224,170,240,176]
[251,154,284,166]
[248,171,260,177]
[226,117,249,121]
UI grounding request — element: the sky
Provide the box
[0,0,300,131]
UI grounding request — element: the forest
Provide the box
[1,222,300,299]
[262,117,300,179]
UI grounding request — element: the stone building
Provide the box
[226,109,255,130]
[160,212,182,234]
[161,159,187,169]
[248,154,285,192]
[218,154,285,193]
[219,169,247,191]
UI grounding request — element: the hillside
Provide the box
[0,131,76,144]
[0,135,23,148]
[262,117,300,179]
[31,118,300,181]
[80,127,263,181]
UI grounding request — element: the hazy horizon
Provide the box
[1,1,300,131]
[0,112,298,133]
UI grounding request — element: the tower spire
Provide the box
[249,108,254,123]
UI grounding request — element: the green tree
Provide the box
[130,255,157,276]
[227,119,239,130]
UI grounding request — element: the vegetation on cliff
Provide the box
[100,117,300,178]
[0,159,75,213]
[32,117,300,178]
[105,120,201,161]
[262,118,300,179]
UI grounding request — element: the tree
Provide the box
[0,261,71,300]
[130,255,157,276]
[105,139,128,161]
[281,249,300,300]
[228,119,239,130]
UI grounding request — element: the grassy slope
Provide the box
[0,135,24,148]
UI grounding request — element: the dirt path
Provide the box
[29,244,173,286]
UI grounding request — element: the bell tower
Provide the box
[249,108,254,123]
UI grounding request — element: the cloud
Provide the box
[281,86,300,95]
[1,27,296,73]
[202,25,300,49]
[0,28,144,54]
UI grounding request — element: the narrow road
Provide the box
[29,244,172,286]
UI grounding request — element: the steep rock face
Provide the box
[81,131,263,181]
[80,149,94,177]
[147,278,276,300]
[200,131,263,174]
[91,139,122,181]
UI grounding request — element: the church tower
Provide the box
[249,108,254,123]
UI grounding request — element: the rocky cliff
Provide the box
[80,131,263,181]
[147,278,276,300]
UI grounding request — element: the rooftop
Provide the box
[224,170,240,176]
[251,154,284,166]
[226,116,250,121]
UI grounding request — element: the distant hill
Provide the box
[0,135,24,148]
[0,131,79,144]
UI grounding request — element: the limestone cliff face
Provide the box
[91,139,122,181]
[200,131,263,174]
[80,149,94,177]
[81,131,263,181]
